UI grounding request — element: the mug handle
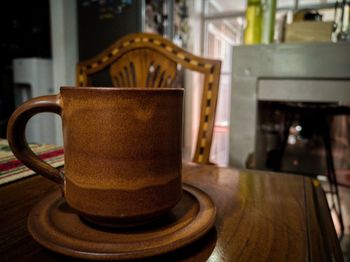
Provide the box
[7,94,65,191]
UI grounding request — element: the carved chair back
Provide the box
[77,33,221,164]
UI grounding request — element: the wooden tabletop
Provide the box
[0,163,343,261]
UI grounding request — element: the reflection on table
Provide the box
[0,160,343,261]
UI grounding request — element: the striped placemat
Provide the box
[0,139,64,185]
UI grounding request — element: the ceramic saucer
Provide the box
[27,184,216,260]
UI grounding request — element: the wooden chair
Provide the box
[76,32,221,164]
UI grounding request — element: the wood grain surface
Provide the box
[0,163,343,261]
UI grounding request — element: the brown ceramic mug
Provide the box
[7,87,183,227]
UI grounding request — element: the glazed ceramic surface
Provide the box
[27,184,216,260]
[7,87,183,225]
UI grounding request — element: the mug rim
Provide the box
[61,86,183,91]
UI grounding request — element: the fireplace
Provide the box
[229,43,350,170]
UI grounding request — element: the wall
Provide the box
[50,0,78,145]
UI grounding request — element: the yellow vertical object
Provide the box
[244,0,263,44]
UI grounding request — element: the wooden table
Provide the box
[0,163,343,261]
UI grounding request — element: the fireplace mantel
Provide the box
[229,42,350,168]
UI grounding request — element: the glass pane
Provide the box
[299,0,338,5]
[215,74,231,125]
[205,0,246,14]
[210,75,231,166]
[211,74,231,166]
[205,18,244,71]
[210,125,230,166]
[206,0,339,13]
[277,0,295,8]
[203,15,244,166]
[278,0,338,8]
[318,8,340,22]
